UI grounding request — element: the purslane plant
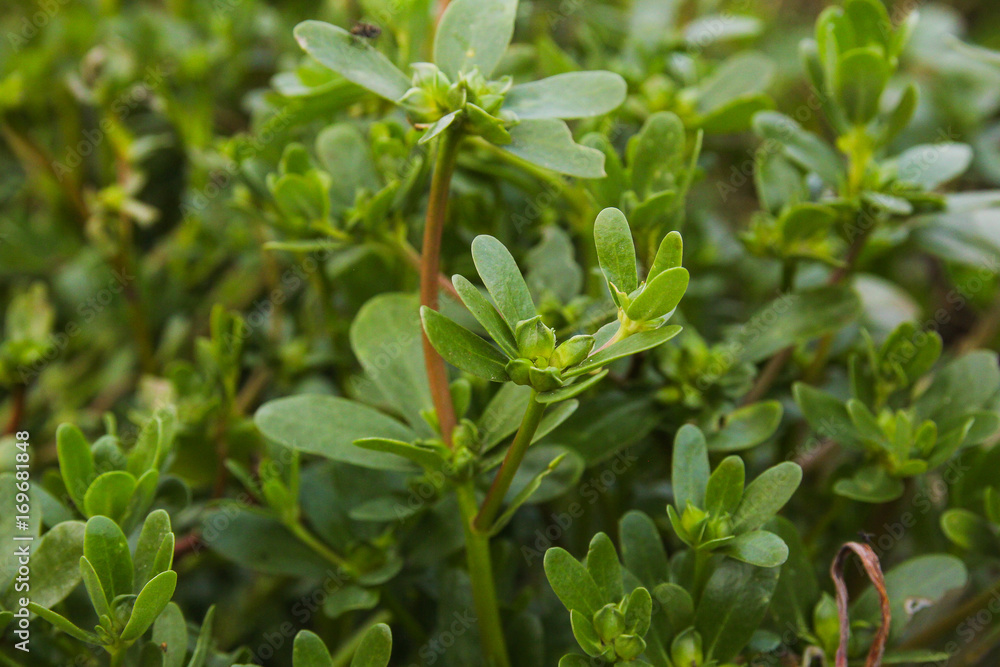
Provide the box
[9,0,1000,666]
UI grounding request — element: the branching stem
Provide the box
[474,392,546,533]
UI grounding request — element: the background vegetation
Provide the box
[4,0,1000,665]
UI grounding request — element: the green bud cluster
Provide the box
[589,599,649,663]
[675,502,735,549]
[505,316,595,392]
[400,64,514,143]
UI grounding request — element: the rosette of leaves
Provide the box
[584,113,701,257]
[421,212,686,399]
[544,534,655,665]
[293,0,627,177]
[795,326,1000,502]
[652,328,758,422]
[256,122,427,252]
[621,2,776,135]
[29,513,177,664]
[744,0,985,267]
[54,409,178,533]
[544,512,781,666]
[667,424,802,567]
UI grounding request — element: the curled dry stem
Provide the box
[830,541,890,667]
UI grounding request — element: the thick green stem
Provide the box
[457,482,511,667]
[421,129,462,446]
[474,393,547,532]
[692,549,712,604]
[109,645,126,667]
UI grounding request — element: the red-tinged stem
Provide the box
[421,130,462,446]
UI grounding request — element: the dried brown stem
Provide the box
[830,541,890,667]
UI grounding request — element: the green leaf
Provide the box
[852,555,967,641]
[620,510,669,589]
[705,456,745,515]
[625,586,653,637]
[833,466,905,502]
[255,395,416,471]
[753,111,843,186]
[941,509,1000,552]
[594,207,638,295]
[127,408,176,477]
[626,267,689,322]
[653,582,694,637]
[28,603,100,644]
[187,606,215,667]
[418,110,461,145]
[350,293,433,435]
[272,174,329,227]
[153,603,187,667]
[201,507,329,577]
[586,533,623,602]
[793,383,864,448]
[565,325,682,377]
[880,82,918,147]
[722,530,789,567]
[323,586,380,618]
[696,52,775,114]
[434,0,517,79]
[489,453,573,536]
[294,630,334,667]
[121,570,177,641]
[697,93,775,134]
[768,516,820,634]
[315,124,379,212]
[503,119,606,178]
[536,370,608,404]
[354,438,447,471]
[694,560,779,662]
[629,112,685,198]
[649,231,683,281]
[80,556,112,620]
[27,520,85,609]
[294,21,411,102]
[685,14,762,46]
[672,424,710,511]
[350,623,393,667]
[732,462,802,532]
[504,71,627,120]
[57,423,95,512]
[544,547,605,615]
[84,470,137,523]
[133,512,173,593]
[84,516,133,602]
[707,401,783,452]
[835,47,888,124]
[731,285,861,363]
[894,143,973,190]
[471,235,536,329]
[780,203,838,242]
[569,608,603,656]
[420,307,509,381]
[453,275,519,357]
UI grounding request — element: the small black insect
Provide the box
[858,530,876,545]
[350,22,381,40]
